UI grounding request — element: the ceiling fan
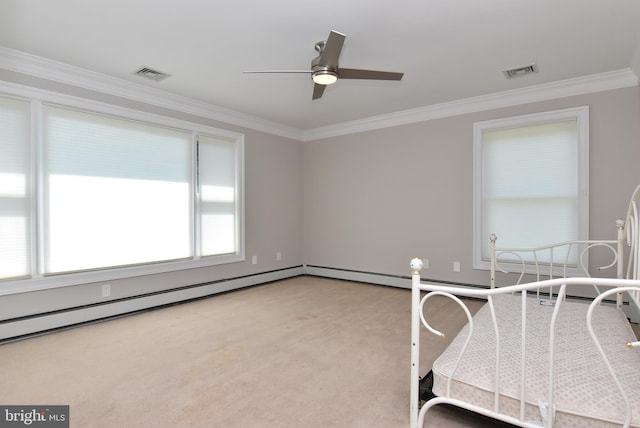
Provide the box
[244,30,404,100]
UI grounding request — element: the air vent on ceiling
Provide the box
[503,64,537,79]
[134,66,170,81]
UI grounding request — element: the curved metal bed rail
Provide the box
[624,185,640,306]
[490,236,620,284]
[418,291,474,399]
[490,233,621,306]
[586,286,640,428]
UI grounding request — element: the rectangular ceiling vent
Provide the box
[134,66,170,82]
[503,64,537,79]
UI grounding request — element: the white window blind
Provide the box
[474,107,588,268]
[0,96,31,279]
[42,104,193,274]
[198,134,239,256]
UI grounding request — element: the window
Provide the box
[473,106,589,270]
[0,93,244,290]
[197,134,240,257]
[0,96,31,280]
[43,104,193,273]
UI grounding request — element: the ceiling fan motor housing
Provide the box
[311,55,338,85]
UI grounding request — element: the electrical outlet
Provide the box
[252,255,257,265]
[101,283,111,297]
[276,251,282,261]
[423,258,429,269]
[453,261,461,272]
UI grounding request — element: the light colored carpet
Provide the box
[0,276,495,427]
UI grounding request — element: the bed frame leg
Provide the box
[410,258,423,428]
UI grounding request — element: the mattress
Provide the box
[431,294,640,427]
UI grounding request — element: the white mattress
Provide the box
[431,294,640,427]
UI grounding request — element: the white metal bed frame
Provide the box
[409,184,640,428]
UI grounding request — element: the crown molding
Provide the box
[0,46,305,141]
[1,47,637,143]
[302,69,639,141]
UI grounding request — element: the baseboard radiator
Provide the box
[0,266,304,342]
[304,265,485,291]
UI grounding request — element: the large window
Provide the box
[473,106,589,270]
[0,94,244,290]
[43,104,193,273]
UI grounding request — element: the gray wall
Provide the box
[303,86,640,286]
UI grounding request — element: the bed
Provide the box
[410,185,640,428]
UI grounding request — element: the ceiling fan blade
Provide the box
[318,30,346,66]
[338,68,404,80]
[312,83,326,100]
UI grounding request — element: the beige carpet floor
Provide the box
[0,276,501,427]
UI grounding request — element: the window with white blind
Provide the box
[473,106,589,270]
[0,96,31,280]
[43,104,194,273]
[0,93,244,289]
[197,134,240,257]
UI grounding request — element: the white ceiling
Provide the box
[1,0,639,132]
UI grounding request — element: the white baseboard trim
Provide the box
[0,266,304,341]
[304,265,412,289]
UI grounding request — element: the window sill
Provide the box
[0,254,244,296]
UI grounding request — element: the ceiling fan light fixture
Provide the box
[312,70,338,85]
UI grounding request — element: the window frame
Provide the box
[0,87,245,295]
[472,106,589,274]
